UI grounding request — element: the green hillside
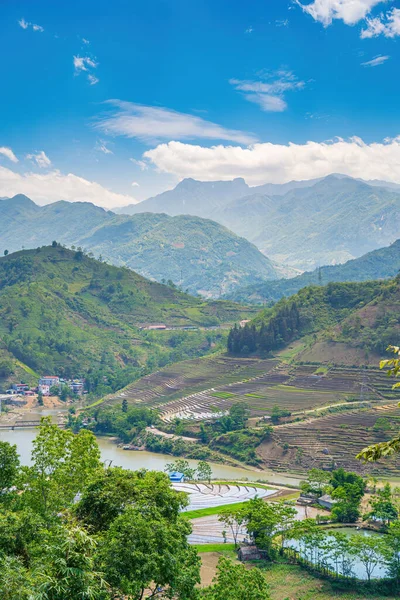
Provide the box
[228,278,399,358]
[227,238,400,304]
[0,246,255,394]
[0,196,277,297]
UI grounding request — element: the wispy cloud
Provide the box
[296,0,385,26]
[18,18,44,32]
[131,181,140,187]
[361,8,400,38]
[276,19,289,27]
[96,101,257,144]
[0,147,18,163]
[73,56,99,85]
[130,158,149,171]
[245,26,254,34]
[230,71,305,112]
[26,151,52,168]
[95,140,113,155]
[82,38,90,44]
[361,54,390,67]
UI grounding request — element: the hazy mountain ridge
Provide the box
[117,174,400,270]
[0,195,277,297]
[226,238,400,304]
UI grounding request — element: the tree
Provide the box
[164,459,196,480]
[365,483,398,525]
[219,509,246,548]
[349,535,385,582]
[270,405,291,425]
[4,249,8,256]
[0,441,20,492]
[201,557,270,600]
[21,418,101,518]
[243,498,296,559]
[76,467,188,532]
[197,460,212,482]
[37,390,44,406]
[100,505,200,599]
[382,521,400,582]
[121,398,128,413]
[358,345,400,461]
[33,520,109,600]
[0,556,32,600]
[51,240,58,248]
[300,468,330,497]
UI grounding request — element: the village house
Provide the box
[318,494,337,510]
[12,383,29,394]
[38,376,60,395]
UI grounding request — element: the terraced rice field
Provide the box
[173,482,274,512]
[258,403,400,476]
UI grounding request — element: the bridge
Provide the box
[0,421,64,429]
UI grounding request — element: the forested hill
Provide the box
[0,195,277,297]
[227,239,400,304]
[0,246,255,394]
[228,278,400,360]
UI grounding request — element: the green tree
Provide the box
[37,390,44,406]
[21,418,101,518]
[201,557,270,600]
[349,535,385,582]
[365,483,398,525]
[121,398,128,413]
[358,345,400,460]
[300,468,330,496]
[219,509,245,548]
[165,459,196,480]
[33,520,109,599]
[3,249,9,256]
[0,441,20,492]
[76,467,187,532]
[243,498,296,559]
[100,505,199,599]
[0,556,32,600]
[382,521,400,582]
[197,460,212,482]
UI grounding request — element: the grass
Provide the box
[195,543,236,553]
[184,501,250,520]
[260,562,396,600]
[211,392,235,399]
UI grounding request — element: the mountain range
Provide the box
[0,195,277,297]
[227,238,400,304]
[118,174,400,271]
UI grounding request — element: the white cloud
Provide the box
[73,56,99,85]
[88,74,99,85]
[296,0,386,26]
[18,18,44,32]
[26,151,52,168]
[0,147,18,163]
[143,137,400,186]
[131,181,140,187]
[0,166,137,209]
[361,8,400,37]
[245,26,254,33]
[73,56,97,73]
[230,71,305,112]
[361,54,390,66]
[82,38,90,44]
[130,158,148,171]
[276,19,289,26]
[95,100,257,144]
[18,18,29,29]
[95,140,113,155]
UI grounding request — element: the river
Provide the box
[0,424,303,486]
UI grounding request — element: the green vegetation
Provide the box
[0,246,254,394]
[228,238,400,305]
[0,195,277,297]
[195,543,236,553]
[228,278,399,357]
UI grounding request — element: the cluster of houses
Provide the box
[7,376,85,397]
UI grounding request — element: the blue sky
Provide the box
[1,0,400,207]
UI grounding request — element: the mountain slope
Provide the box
[117,174,400,271]
[0,246,256,392]
[0,197,277,297]
[227,278,399,363]
[227,238,400,304]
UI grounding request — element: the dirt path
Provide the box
[145,426,198,443]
